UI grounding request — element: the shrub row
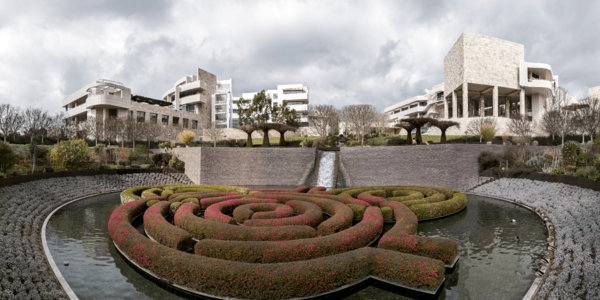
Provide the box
[307,186,327,193]
[245,192,353,235]
[243,200,323,227]
[194,206,384,263]
[143,200,194,250]
[204,198,281,224]
[378,201,459,265]
[388,190,424,202]
[120,185,150,204]
[356,193,386,206]
[248,204,294,220]
[409,192,467,221]
[151,184,249,194]
[331,185,459,198]
[398,193,446,207]
[141,188,162,198]
[174,203,317,241]
[169,191,231,203]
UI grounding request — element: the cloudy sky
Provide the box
[1,0,599,114]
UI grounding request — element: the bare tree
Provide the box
[22,107,49,143]
[308,104,339,137]
[466,117,498,143]
[204,121,225,147]
[373,113,389,134]
[507,113,532,143]
[573,96,600,143]
[340,104,377,145]
[540,110,561,141]
[103,117,122,146]
[140,122,163,147]
[122,117,144,150]
[84,116,105,146]
[545,86,574,145]
[0,103,20,142]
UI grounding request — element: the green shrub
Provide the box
[170,202,183,214]
[525,155,550,169]
[168,154,184,169]
[573,166,597,179]
[144,201,193,250]
[120,186,150,204]
[478,151,502,170]
[409,193,467,221]
[161,189,174,198]
[49,139,89,168]
[141,188,162,198]
[550,167,566,175]
[0,142,19,173]
[141,164,152,169]
[146,200,160,207]
[358,190,385,198]
[562,141,583,167]
[532,140,539,146]
[381,207,394,221]
[181,198,200,205]
[347,204,366,221]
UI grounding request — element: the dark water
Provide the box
[46,194,547,300]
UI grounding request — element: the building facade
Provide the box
[386,33,563,136]
[590,86,600,99]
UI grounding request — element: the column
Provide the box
[103,108,107,122]
[452,91,457,119]
[479,93,485,117]
[443,96,449,119]
[505,96,510,118]
[492,86,498,117]
[520,88,525,116]
[462,82,469,118]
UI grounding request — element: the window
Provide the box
[183,118,189,128]
[109,92,115,96]
[437,92,444,101]
[393,110,400,114]
[420,102,427,106]
[137,111,145,122]
[410,104,418,109]
[401,107,408,111]
[192,120,198,129]
[162,115,169,126]
[233,109,239,114]
[287,101,304,106]
[179,104,196,113]
[532,73,539,79]
[173,117,179,126]
[273,93,278,99]
[109,109,118,118]
[232,118,239,128]
[128,110,133,118]
[283,90,304,94]
[150,113,158,123]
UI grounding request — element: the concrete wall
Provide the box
[202,126,319,142]
[173,148,317,186]
[590,86,600,99]
[339,144,550,190]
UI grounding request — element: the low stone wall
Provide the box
[339,144,551,190]
[202,127,321,141]
[173,148,317,185]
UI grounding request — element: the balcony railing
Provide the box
[180,93,206,105]
[179,80,207,93]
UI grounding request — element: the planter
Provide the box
[486,141,492,145]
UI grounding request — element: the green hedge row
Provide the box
[174,203,317,241]
[143,200,193,250]
[399,193,445,207]
[151,184,250,194]
[120,186,150,204]
[243,200,323,227]
[409,192,467,221]
[378,201,459,265]
[194,206,384,263]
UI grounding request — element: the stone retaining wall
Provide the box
[174,147,317,185]
[339,144,550,189]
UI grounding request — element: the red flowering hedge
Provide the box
[378,201,459,265]
[175,203,317,241]
[143,201,194,251]
[243,200,323,227]
[204,198,281,224]
[109,184,465,298]
[194,206,383,263]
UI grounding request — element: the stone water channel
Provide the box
[45,192,548,299]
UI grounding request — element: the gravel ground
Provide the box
[472,178,600,299]
[0,173,191,300]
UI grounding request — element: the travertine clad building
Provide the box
[591,86,600,99]
[386,32,561,135]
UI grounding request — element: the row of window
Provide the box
[127,110,198,129]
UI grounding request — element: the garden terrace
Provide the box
[108,184,465,299]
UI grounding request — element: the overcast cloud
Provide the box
[1,0,599,114]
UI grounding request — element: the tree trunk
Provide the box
[133,140,136,150]
[246,132,253,147]
[262,129,270,147]
[562,133,565,145]
[279,131,286,146]
[441,129,447,144]
[582,133,585,143]
[415,126,422,144]
[405,130,413,145]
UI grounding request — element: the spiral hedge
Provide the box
[110,184,466,299]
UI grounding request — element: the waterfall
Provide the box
[316,151,337,188]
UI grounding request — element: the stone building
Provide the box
[590,86,600,100]
[385,32,564,136]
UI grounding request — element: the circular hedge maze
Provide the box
[109,184,467,299]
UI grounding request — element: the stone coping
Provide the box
[0,169,162,188]
[465,192,554,300]
[41,191,121,300]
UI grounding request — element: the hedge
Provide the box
[388,190,424,202]
[347,204,366,221]
[378,201,459,264]
[400,193,446,207]
[356,193,386,206]
[175,203,317,241]
[194,206,384,263]
[152,184,250,194]
[381,207,394,221]
[144,201,194,250]
[245,192,354,236]
[307,186,327,193]
[204,198,281,224]
[243,200,323,227]
[248,204,294,220]
[141,188,162,198]
[409,192,467,221]
[120,186,150,204]
[169,191,229,203]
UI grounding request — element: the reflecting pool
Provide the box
[46,194,547,300]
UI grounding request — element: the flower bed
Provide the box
[108,184,463,299]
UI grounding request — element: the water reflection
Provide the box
[46,194,546,300]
